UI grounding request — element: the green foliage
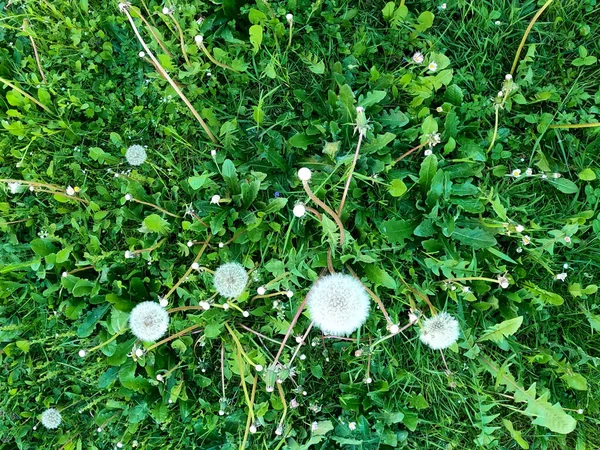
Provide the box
[1,0,599,449]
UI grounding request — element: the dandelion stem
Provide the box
[131,238,166,257]
[221,344,226,400]
[238,324,285,346]
[510,0,554,75]
[195,39,238,73]
[23,20,47,83]
[87,329,127,353]
[371,320,415,349]
[145,324,202,352]
[345,265,390,323]
[272,296,308,367]
[133,6,172,56]
[338,132,364,216]
[439,349,451,374]
[130,197,180,218]
[276,382,288,432]
[486,104,500,154]
[549,122,600,129]
[0,78,52,114]
[240,376,258,450]
[393,142,427,164]
[288,321,313,367]
[164,234,212,300]
[286,22,293,51]
[305,206,323,220]
[168,13,191,67]
[120,5,217,143]
[302,180,345,245]
[225,323,257,366]
[441,276,502,285]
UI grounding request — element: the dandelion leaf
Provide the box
[478,316,523,343]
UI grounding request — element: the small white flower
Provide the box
[516,247,523,253]
[522,235,530,245]
[62,272,68,278]
[389,324,400,334]
[125,193,132,201]
[250,424,257,433]
[129,301,170,342]
[160,297,169,307]
[162,6,170,14]
[348,422,357,430]
[424,149,433,156]
[555,273,567,282]
[436,106,443,112]
[497,275,510,289]
[218,242,225,248]
[577,409,584,414]
[297,167,312,181]
[255,364,263,372]
[125,250,135,259]
[564,236,571,243]
[29,185,35,191]
[440,3,447,9]
[218,410,224,416]
[125,144,147,166]
[78,349,86,358]
[511,169,521,177]
[66,186,75,196]
[290,398,299,408]
[428,61,438,72]
[200,301,210,310]
[210,149,217,157]
[222,303,229,310]
[462,286,471,293]
[138,51,145,58]
[211,194,221,205]
[408,312,418,324]
[497,91,504,98]
[257,286,266,295]
[191,262,200,270]
[552,172,561,179]
[243,310,250,317]
[563,263,569,269]
[156,374,164,382]
[293,204,306,217]
[286,290,294,298]
[286,13,293,23]
[419,312,460,350]
[97,427,102,433]
[135,348,144,358]
[187,241,194,247]
[412,52,424,64]
[299,354,306,360]
[275,425,283,435]
[541,173,548,179]
[117,443,123,448]
[7,182,25,194]
[41,408,62,429]
[515,224,524,233]
[505,74,512,81]
[311,422,318,431]
[195,35,204,44]
[365,377,372,384]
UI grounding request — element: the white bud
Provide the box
[515,224,524,233]
[156,374,163,381]
[191,262,200,270]
[250,424,257,433]
[218,410,225,416]
[125,193,132,201]
[218,243,224,248]
[222,303,229,310]
[97,427,102,433]
[211,149,217,157]
[195,35,204,44]
[200,301,210,310]
[497,91,504,97]
[78,349,86,358]
[162,7,170,14]
[255,364,263,372]
[365,377,372,384]
[187,240,194,247]
[159,298,168,307]
[66,186,75,196]
[124,250,134,259]
[138,51,145,58]
[389,324,400,334]
[505,74,512,80]
[293,204,306,217]
[299,354,306,360]
[286,13,293,22]
[243,310,250,318]
[356,106,364,113]
[117,443,123,448]
[211,194,221,205]
[297,167,312,181]
[62,272,68,278]
[257,286,266,295]
[135,348,144,357]
[33,426,37,430]
[286,290,294,298]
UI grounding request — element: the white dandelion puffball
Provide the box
[306,273,370,336]
[213,262,249,298]
[297,167,312,181]
[125,144,147,166]
[41,408,62,429]
[129,301,170,342]
[419,312,460,350]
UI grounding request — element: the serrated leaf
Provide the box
[546,178,578,194]
[249,25,263,54]
[381,219,417,245]
[188,174,209,190]
[502,420,529,449]
[313,420,334,436]
[523,282,564,306]
[263,197,287,214]
[380,108,409,129]
[478,316,523,343]
[452,226,497,249]
[359,90,386,107]
[561,372,587,391]
[77,304,110,337]
[140,214,170,235]
[364,264,396,289]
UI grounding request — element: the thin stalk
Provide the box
[130,197,181,218]
[345,265,390,323]
[145,324,202,352]
[549,122,600,129]
[286,21,293,51]
[239,324,284,346]
[0,77,52,114]
[168,13,191,66]
[288,321,313,367]
[87,329,126,353]
[371,320,414,349]
[510,0,554,75]
[393,142,427,164]
[272,296,308,367]
[439,349,451,374]
[337,132,364,216]
[486,104,500,154]
[195,37,238,72]
[163,235,212,300]
[23,20,47,83]
[441,276,502,285]
[130,238,166,257]
[240,376,258,450]
[305,206,322,220]
[221,344,226,400]
[0,219,30,226]
[302,180,345,245]
[225,323,257,366]
[276,382,288,432]
[119,4,217,143]
[133,6,172,56]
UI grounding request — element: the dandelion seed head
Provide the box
[213,262,248,298]
[293,204,306,217]
[286,13,293,22]
[210,194,221,205]
[297,167,312,181]
[41,408,62,430]
[195,35,204,44]
[125,145,147,166]
[257,286,266,295]
[129,301,169,342]
[306,273,370,336]
[419,312,460,350]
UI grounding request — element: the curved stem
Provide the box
[510,0,554,75]
[486,105,500,154]
[338,132,364,216]
[163,234,212,300]
[302,180,345,245]
[345,264,390,323]
[549,122,600,129]
[169,14,191,66]
[393,142,427,164]
[145,324,202,352]
[196,40,238,73]
[0,77,53,114]
[273,296,308,367]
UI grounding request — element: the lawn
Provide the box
[1,0,599,448]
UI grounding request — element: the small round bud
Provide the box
[97,427,102,433]
[365,377,372,384]
[295,336,303,344]
[211,194,221,204]
[266,386,274,392]
[389,324,400,334]
[257,286,266,295]
[156,374,163,382]
[200,301,210,310]
[135,348,144,358]
[356,106,364,113]
[195,35,204,44]
[218,242,224,248]
[577,409,584,414]
[293,204,306,217]
[250,424,257,433]
[62,272,68,278]
[299,354,306,360]
[79,349,86,358]
[138,51,145,58]
[117,443,123,448]
[505,74,512,81]
[218,410,225,416]
[210,149,217,157]
[297,167,312,181]
[286,290,294,298]
[191,262,200,270]
[187,240,194,247]
[286,13,293,22]
[497,91,504,97]
[162,7,170,14]
[33,426,37,430]
[159,298,168,307]
[243,311,250,318]
[125,193,132,201]
[255,364,263,372]
[222,303,229,310]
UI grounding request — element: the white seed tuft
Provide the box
[297,167,312,181]
[41,408,62,429]
[129,301,170,342]
[419,312,460,350]
[125,145,147,166]
[213,262,248,298]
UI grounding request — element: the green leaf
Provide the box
[382,2,396,20]
[421,115,438,135]
[263,197,288,214]
[578,168,596,181]
[241,180,260,209]
[72,279,96,297]
[478,316,523,343]
[419,154,438,190]
[140,214,171,235]
[30,238,57,257]
[364,264,397,289]
[561,372,587,391]
[414,11,434,32]
[359,90,386,108]
[222,159,241,195]
[289,133,318,149]
[313,420,334,436]
[77,304,110,337]
[379,108,409,129]
[523,282,564,306]
[381,219,417,245]
[445,84,463,105]
[502,419,530,449]
[388,179,407,197]
[361,132,396,154]
[56,246,72,264]
[452,226,497,249]
[546,178,578,194]
[249,25,263,54]
[188,174,210,190]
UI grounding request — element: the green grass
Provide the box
[1,0,600,448]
